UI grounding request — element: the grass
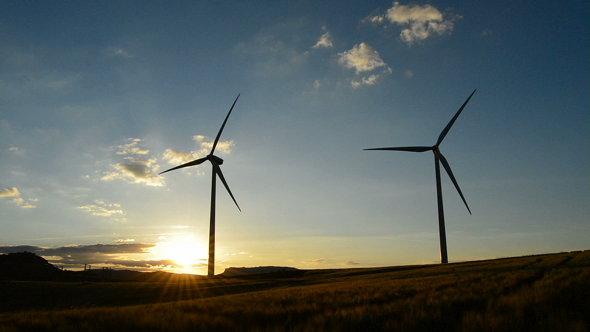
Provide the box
[0,250,588,331]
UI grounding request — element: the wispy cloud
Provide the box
[235,20,312,77]
[8,146,23,155]
[117,138,149,155]
[343,261,361,266]
[78,200,126,221]
[365,2,455,45]
[312,31,333,49]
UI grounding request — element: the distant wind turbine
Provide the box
[364,90,476,264]
[159,94,241,277]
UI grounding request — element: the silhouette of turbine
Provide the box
[364,90,476,264]
[159,94,241,277]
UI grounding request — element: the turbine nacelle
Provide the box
[208,154,224,165]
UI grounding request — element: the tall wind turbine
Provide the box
[159,94,241,277]
[364,90,476,264]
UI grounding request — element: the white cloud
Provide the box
[313,80,322,89]
[113,48,132,58]
[103,46,133,58]
[366,2,455,45]
[337,43,388,73]
[312,32,333,49]
[8,146,23,155]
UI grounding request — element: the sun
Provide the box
[160,235,205,267]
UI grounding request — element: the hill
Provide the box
[221,266,301,277]
[0,252,64,281]
[0,250,588,331]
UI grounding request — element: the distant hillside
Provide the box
[221,266,301,277]
[0,252,64,281]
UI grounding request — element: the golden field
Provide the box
[1,250,588,331]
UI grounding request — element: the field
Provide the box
[0,250,588,331]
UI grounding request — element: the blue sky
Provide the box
[1,0,588,275]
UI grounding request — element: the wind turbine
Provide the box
[364,90,476,264]
[159,94,241,277]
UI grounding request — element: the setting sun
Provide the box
[158,235,206,267]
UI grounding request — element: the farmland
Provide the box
[1,250,588,331]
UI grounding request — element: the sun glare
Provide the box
[159,235,206,267]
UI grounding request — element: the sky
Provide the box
[1,0,588,275]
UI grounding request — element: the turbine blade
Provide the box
[436,89,476,147]
[159,157,207,175]
[364,146,432,152]
[211,160,241,212]
[437,152,471,214]
[210,94,240,155]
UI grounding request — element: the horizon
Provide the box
[1,1,588,276]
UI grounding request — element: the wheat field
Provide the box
[1,250,588,332]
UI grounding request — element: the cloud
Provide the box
[0,187,36,208]
[310,259,326,264]
[113,48,132,58]
[103,157,163,186]
[8,146,23,155]
[78,200,126,221]
[162,149,199,166]
[162,136,234,167]
[337,43,388,73]
[337,43,392,88]
[313,31,333,49]
[0,187,20,197]
[351,68,393,88]
[0,243,174,269]
[117,138,149,155]
[343,261,361,266]
[102,138,163,186]
[366,2,455,45]
[103,46,133,59]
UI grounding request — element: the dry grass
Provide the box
[1,250,588,331]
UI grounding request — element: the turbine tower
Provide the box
[364,90,476,264]
[160,94,241,277]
